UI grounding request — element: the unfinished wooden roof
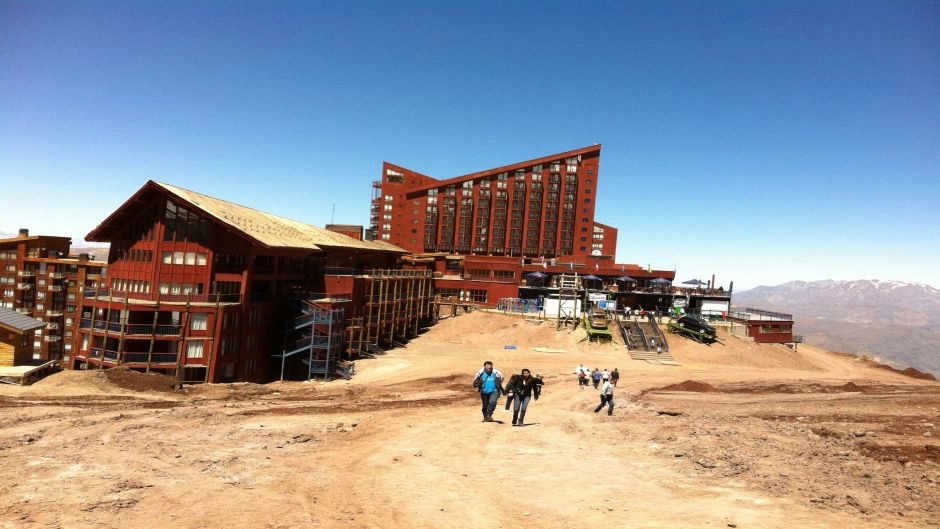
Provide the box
[0,307,46,333]
[88,181,406,254]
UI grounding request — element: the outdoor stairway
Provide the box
[627,347,679,365]
[615,317,680,366]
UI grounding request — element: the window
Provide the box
[467,269,489,279]
[466,289,488,303]
[186,340,204,358]
[191,313,208,331]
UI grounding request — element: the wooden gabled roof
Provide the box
[87,181,407,254]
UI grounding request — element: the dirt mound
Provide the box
[24,368,178,395]
[851,355,937,380]
[658,380,717,392]
[102,367,179,393]
[649,380,881,395]
[898,367,936,380]
[30,369,104,389]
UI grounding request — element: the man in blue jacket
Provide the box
[472,361,504,422]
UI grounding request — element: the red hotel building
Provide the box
[369,145,679,310]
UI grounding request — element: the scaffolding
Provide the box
[555,274,580,329]
[358,269,435,354]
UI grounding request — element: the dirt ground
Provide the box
[1,310,938,529]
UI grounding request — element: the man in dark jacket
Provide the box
[506,368,543,426]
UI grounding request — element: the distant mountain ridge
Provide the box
[733,279,940,376]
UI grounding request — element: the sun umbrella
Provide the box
[650,278,672,284]
[526,271,548,279]
[615,276,636,283]
[582,274,601,281]
[682,279,706,286]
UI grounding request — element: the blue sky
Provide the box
[2,0,938,290]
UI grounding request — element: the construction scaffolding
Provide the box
[555,274,580,329]
[353,269,435,355]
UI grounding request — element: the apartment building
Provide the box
[0,229,106,365]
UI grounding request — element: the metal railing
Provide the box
[729,307,793,321]
[83,287,241,304]
[80,319,182,336]
[89,348,178,364]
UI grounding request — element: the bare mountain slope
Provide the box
[734,279,940,376]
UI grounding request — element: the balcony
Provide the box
[45,310,63,317]
[43,334,61,342]
[17,270,36,278]
[49,272,67,279]
[47,285,63,292]
[82,287,241,305]
[88,348,179,365]
[79,318,182,336]
[16,283,33,290]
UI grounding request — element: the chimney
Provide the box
[18,228,28,237]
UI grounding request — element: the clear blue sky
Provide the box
[2,0,938,290]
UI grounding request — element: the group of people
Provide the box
[573,364,617,415]
[472,361,543,426]
[573,365,619,388]
[472,361,619,425]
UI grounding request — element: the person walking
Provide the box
[592,368,602,389]
[574,364,589,389]
[594,375,615,415]
[610,368,620,387]
[472,361,504,422]
[506,368,543,426]
[503,373,521,411]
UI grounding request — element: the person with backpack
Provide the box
[594,375,615,415]
[591,368,602,389]
[472,360,504,422]
[574,364,589,389]
[505,368,543,427]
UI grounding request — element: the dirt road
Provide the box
[1,311,937,528]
